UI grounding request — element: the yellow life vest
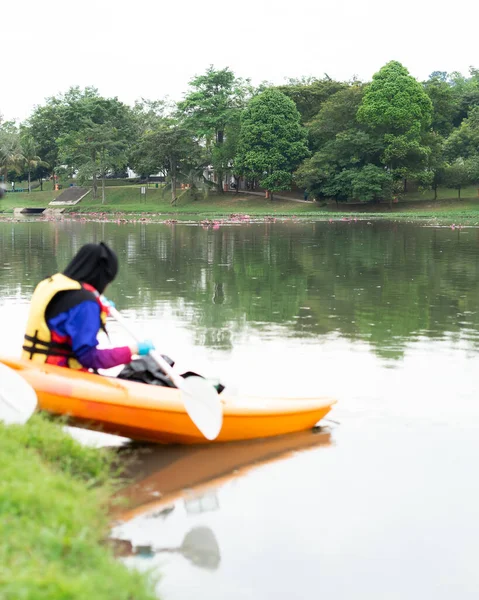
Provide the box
[22,273,106,370]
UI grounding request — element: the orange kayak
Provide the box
[0,357,336,444]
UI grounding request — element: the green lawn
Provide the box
[0,414,156,600]
[71,187,324,215]
[0,189,62,212]
[3,184,479,221]
[64,186,479,220]
[2,179,58,192]
[401,185,479,202]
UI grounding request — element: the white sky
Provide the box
[2,0,478,122]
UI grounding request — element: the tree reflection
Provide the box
[1,220,479,359]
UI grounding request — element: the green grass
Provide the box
[0,189,62,212]
[2,179,59,192]
[0,414,156,600]
[3,184,479,222]
[70,187,323,215]
[67,186,479,221]
[402,185,479,202]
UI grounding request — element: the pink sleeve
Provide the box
[77,346,132,370]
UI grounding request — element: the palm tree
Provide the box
[20,134,48,192]
[0,129,24,185]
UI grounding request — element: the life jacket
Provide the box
[22,273,109,370]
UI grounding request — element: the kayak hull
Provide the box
[0,357,336,444]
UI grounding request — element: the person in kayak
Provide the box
[22,242,154,371]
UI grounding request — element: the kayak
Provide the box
[0,357,336,444]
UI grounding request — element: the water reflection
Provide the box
[114,428,332,520]
[118,526,221,571]
[114,419,479,600]
[3,220,479,598]
[112,429,332,597]
[2,220,479,360]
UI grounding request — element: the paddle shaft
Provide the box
[105,303,224,441]
[108,306,183,389]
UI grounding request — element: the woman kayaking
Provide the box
[22,242,154,371]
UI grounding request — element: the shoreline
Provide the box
[0,414,156,600]
[1,186,479,224]
[1,210,478,226]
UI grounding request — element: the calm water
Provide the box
[2,219,479,599]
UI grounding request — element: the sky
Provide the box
[2,0,478,122]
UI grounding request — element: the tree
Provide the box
[349,165,392,202]
[130,118,201,204]
[423,72,460,136]
[357,61,433,187]
[28,98,64,185]
[57,93,135,202]
[296,155,391,204]
[307,84,365,151]
[222,117,243,192]
[419,132,446,200]
[358,62,433,135]
[0,122,23,184]
[448,68,479,124]
[444,106,479,161]
[443,159,471,199]
[465,155,479,184]
[19,129,48,192]
[27,87,100,187]
[235,89,309,200]
[178,66,251,193]
[28,87,134,199]
[296,127,384,203]
[277,77,346,123]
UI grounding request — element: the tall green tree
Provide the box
[448,68,479,124]
[423,72,460,136]
[57,93,135,201]
[130,116,201,204]
[296,83,386,204]
[178,66,251,192]
[28,99,63,185]
[296,141,391,204]
[28,87,100,187]
[444,106,479,161]
[277,77,346,123]
[307,84,365,150]
[235,88,309,199]
[357,61,433,190]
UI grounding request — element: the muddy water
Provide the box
[1,219,479,598]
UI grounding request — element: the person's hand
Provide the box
[137,340,155,356]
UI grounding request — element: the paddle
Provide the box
[106,304,223,441]
[0,363,38,425]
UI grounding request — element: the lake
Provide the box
[1,218,479,599]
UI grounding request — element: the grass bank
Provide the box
[0,189,62,212]
[2,185,479,222]
[0,414,156,600]
[65,187,479,223]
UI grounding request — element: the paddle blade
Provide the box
[180,376,223,441]
[0,363,38,425]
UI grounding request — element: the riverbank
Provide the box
[2,185,479,222]
[0,414,156,600]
